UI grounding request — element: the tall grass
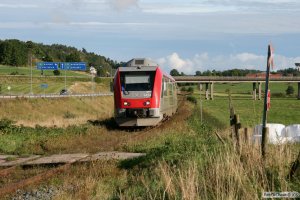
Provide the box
[111,105,300,199]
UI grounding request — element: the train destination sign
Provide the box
[37,62,59,70]
[60,62,86,71]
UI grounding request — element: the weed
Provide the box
[63,111,76,119]
[187,95,197,104]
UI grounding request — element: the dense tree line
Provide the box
[171,67,300,77]
[0,39,120,76]
[170,68,262,76]
[277,68,300,76]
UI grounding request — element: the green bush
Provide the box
[272,92,286,98]
[53,69,61,76]
[187,95,197,104]
[187,87,194,93]
[10,71,19,75]
[94,77,102,83]
[180,87,186,92]
[0,118,15,130]
[286,85,294,95]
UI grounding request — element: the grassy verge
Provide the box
[0,119,88,155]
[0,76,111,94]
[0,96,113,127]
[51,100,299,199]
[0,65,87,77]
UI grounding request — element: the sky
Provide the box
[0,0,300,74]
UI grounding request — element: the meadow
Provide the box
[0,75,112,95]
[0,65,87,77]
[0,82,299,199]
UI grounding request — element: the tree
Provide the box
[170,69,180,76]
[286,85,294,95]
[195,71,202,76]
[43,54,53,62]
[82,48,87,54]
[66,52,81,62]
[53,70,60,76]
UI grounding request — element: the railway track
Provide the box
[0,152,145,198]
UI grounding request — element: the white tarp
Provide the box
[282,124,300,143]
[252,124,300,145]
[252,123,286,145]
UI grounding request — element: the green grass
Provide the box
[199,97,300,127]
[0,119,88,155]
[0,65,88,77]
[108,104,300,199]
[0,76,111,94]
[188,82,298,97]
[0,82,73,95]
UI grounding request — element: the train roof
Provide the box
[126,58,158,67]
[118,66,157,72]
[119,58,175,82]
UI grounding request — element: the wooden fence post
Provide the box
[244,128,249,145]
[234,114,241,153]
[288,151,300,179]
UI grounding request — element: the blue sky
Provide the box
[0,0,300,74]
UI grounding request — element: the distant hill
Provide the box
[0,39,123,76]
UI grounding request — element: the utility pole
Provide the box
[261,44,273,159]
[30,55,33,95]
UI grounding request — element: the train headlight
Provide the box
[124,102,130,106]
[144,101,150,106]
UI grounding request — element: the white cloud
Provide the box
[157,53,194,74]
[156,52,300,74]
[109,0,139,11]
[0,4,38,8]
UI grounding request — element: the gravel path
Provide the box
[11,186,59,200]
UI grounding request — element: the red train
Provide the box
[113,58,178,126]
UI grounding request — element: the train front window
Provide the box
[121,71,155,92]
[120,71,155,98]
[125,75,151,91]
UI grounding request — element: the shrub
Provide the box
[187,87,194,93]
[180,87,186,92]
[10,71,19,75]
[53,69,61,76]
[94,77,102,83]
[63,111,76,119]
[272,92,285,98]
[187,96,197,104]
[0,118,15,130]
[286,85,294,95]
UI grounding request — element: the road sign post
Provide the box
[60,62,86,92]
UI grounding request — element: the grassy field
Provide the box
[184,82,299,98]
[1,84,299,199]
[200,97,300,128]
[0,96,113,127]
[0,76,112,94]
[0,65,88,77]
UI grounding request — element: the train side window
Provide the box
[161,78,164,98]
[169,81,173,96]
[163,78,168,96]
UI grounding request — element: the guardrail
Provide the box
[0,93,113,99]
[174,76,300,83]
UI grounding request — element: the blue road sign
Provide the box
[40,84,48,89]
[60,62,86,71]
[37,62,59,70]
